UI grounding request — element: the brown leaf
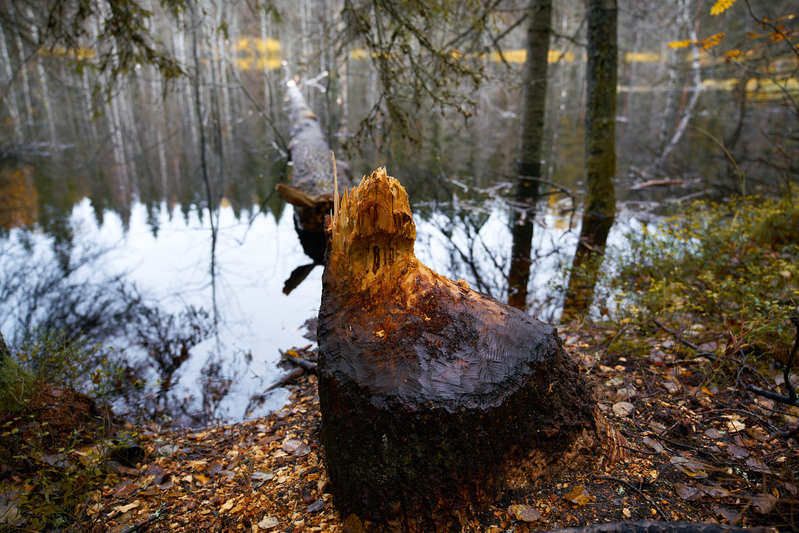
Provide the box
[642,436,665,454]
[751,493,777,514]
[612,401,634,417]
[509,504,541,522]
[700,483,730,498]
[713,504,739,524]
[745,457,772,473]
[675,483,701,501]
[563,485,594,506]
[727,444,749,458]
[112,480,136,499]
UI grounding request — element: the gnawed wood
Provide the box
[317,168,621,531]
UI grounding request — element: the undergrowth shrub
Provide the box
[0,333,125,530]
[610,194,799,365]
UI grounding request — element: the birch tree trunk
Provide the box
[0,25,22,143]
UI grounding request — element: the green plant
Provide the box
[609,194,799,367]
[0,333,129,530]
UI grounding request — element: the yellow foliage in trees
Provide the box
[668,39,692,49]
[710,0,738,16]
[698,33,727,50]
[725,49,742,59]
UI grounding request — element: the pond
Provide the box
[1,2,792,426]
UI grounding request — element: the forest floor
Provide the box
[74,323,798,533]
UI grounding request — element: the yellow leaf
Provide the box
[668,39,692,49]
[699,32,727,50]
[710,0,737,16]
[564,485,595,506]
[725,49,742,59]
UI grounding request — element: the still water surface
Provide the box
[1,12,791,424]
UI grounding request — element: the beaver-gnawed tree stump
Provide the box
[317,168,620,531]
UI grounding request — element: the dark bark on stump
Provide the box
[318,169,616,531]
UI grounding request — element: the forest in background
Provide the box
[0,0,798,530]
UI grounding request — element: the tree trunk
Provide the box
[507,0,552,310]
[277,79,353,263]
[318,169,619,531]
[0,330,10,362]
[562,0,618,321]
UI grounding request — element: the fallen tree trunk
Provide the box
[317,168,621,531]
[276,79,352,264]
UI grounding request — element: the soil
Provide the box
[77,329,798,532]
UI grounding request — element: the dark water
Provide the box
[1,6,794,425]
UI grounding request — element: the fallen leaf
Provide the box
[622,508,631,518]
[281,438,310,456]
[751,493,777,514]
[112,480,137,499]
[220,498,235,512]
[306,499,325,513]
[675,483,701,501]
[746,457,772,473]
[612,401,634,417]
[563,485,594,506]
[727,444,749,458]
[113,501,140,514]
[704,428,725,439]
[509,504,541,522]
[642,436,665,454]
[713,505,739,524]
[670,455,709,478]
[252,471,274,482]
[700,484,730,498]
[207,461,223,475]
[257,516,279,529]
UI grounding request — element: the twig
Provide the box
[652,318,717,360]
[593,475,666,520]
[280,351,318,372]
[266,368,304,392]
[746,385,798,407]
[744,316,798,407]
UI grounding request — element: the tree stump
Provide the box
[317,168,619,531]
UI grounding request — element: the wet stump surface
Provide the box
[317,169,611,531]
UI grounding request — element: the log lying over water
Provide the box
[317,168,621,531]
[276,80,351,263]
